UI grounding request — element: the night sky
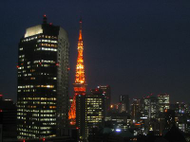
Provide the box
[1,0,190,103]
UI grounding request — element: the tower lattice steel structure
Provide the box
[68,19,86,125]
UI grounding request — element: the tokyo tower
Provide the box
[68,18,87,125]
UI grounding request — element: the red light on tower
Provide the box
[79,19,82,24]
[56,63,59,66]
[42,138,46,141]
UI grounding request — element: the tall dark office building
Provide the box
[85,89,105,137]
[141,96,158,120]
[97,85,111,116]
[17,15,69,139]
[119,95,130,113]
[131,98,141,122]
[0,95,17,141]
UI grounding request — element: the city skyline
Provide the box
[1,1,190,103]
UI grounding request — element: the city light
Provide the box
[115,129,121,132]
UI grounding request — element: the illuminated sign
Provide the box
[140,117,147,120]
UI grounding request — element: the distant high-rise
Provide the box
[141,95,158,119]
[131,98,141,122]
[85,89,105,136]
[17,15,69,139]
[158,93,170,112]
[119,95,130,113]
[97,85,111,116]
[0,95,17,141]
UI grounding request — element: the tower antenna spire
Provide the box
[79,17,83,41]
[79,16,82,26]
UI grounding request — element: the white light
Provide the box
[24,25,43,37]
[115,129,121,132]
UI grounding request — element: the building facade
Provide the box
[119,95,130,113]
[0,95,17,141]
[131,98,141,122]
[158,93,170,112]
[17,15,69,139]
[141,96,158,119]
[97,85,111,116]
[85,89,105,137]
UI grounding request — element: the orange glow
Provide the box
[68,19,86,125]
[135,123,141,126]
[74,87,86,93]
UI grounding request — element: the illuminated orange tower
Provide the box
[68,18,87,125]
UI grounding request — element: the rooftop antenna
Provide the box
[43,14,47,24]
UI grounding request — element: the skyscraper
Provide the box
[85,89,105,137]
[68,18,87,140]
[97,85,111,116]
[141,96,158,119]
[17,15,69,139]
[131,98,141,122]
[0,95,17,141]
[158,93,170,112]
[119,95,130,113]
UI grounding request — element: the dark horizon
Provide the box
[0,1,190,103]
